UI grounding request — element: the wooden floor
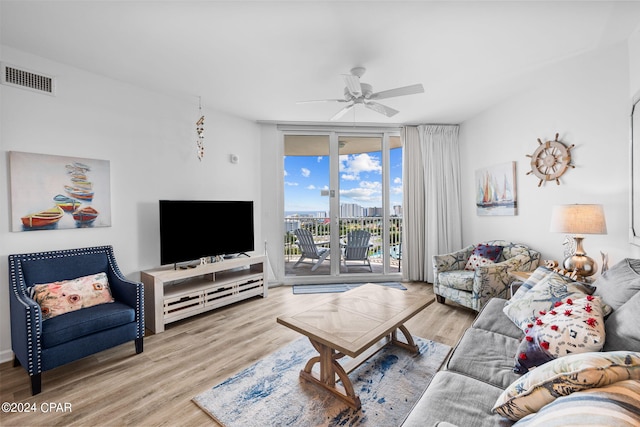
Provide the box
[0,282,476,427]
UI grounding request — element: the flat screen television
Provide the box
[159,200,254,266]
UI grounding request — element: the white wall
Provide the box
[459,40,640,268]
[0,47,262,362]
[259,123,285,283]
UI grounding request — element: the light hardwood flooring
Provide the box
[0,282,476,427]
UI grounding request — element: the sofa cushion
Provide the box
[402,371,512,427]
[31,272,114,320]
[464,244,503,271]
[509,266,553,303]
[438,270,475,292]
[514,295,606,374]
[604,289,640,352]
[472,298,524,340]
[503,271,595,331]
[447,327,521,389]
[492,351,640,421]
[593,258,640,311]
[513,379,640,427]
[41,302,135,348]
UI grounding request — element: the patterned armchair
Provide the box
[9,246,144,395]
[432,240,540,312]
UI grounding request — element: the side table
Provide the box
[508,271,532,298]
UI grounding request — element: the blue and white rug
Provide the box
[193,336,450,427]
[292,282,407,294]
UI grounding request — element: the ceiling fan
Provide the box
[298,67,424,121]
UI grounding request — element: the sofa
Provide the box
[403,259,640,426]
[433,240,541,312]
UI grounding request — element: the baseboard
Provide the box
[0,349,14,364]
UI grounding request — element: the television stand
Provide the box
[141,255,266,333]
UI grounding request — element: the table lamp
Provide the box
[549,204,607,278]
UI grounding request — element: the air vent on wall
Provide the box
[1,63,56,95]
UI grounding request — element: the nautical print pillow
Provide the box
[514,295,606,374]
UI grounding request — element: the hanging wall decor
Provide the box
[475,161,517,216]
[196,97,205,160]
[9,151,111,231]
[526,133,574,186]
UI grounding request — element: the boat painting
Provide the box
[53,194,82,212]
[21,206,64,229]
[64,185,95,202]
[9,151,111,231]
[475,161,517,216]
[73,206,99,226]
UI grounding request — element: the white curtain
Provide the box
[401,124,462,283]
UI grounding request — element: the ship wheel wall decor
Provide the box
[526,133,575,186]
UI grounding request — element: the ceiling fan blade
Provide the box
[369,83,424,100]
[330,104,354,121]
[364,101,399,117]
[296,99,348,104]
[342,74,362,98]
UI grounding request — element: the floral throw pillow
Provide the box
[493,351,640,421]
[31,272,114,320]
[514,295,606,374]
[464,244,503,271]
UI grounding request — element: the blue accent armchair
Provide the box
[9,246,144,395]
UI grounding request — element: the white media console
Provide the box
[141,255,266,333]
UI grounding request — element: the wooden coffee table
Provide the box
[276,283,434,409]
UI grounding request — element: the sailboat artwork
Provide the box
[475,161,517,216]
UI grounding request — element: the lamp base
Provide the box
[562,254,598,279]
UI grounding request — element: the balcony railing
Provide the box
[284,216,402,269]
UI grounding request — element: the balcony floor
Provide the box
[284,256,400,277]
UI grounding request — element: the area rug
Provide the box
[193,336,450,427]
[292,281,406,294]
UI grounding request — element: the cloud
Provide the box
[317,156,323,162]
[340,180,383,203]
[306,184,316,190]
[339,153,382,180]
[285,181,299,186]
[393,177,402,184]
[301,167,311,177]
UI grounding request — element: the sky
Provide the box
[284,147,403,213]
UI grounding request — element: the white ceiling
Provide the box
[2,1,640,125]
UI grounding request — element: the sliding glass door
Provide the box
[283,128,402,280]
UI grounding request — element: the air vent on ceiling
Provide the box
[1,63,56,95]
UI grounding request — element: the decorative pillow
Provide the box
[604,289,640,352]
[509,266,553,304]
[593,258,640,311]
[514,295,606,374]
[31,272,114,320]
[512,379,640,426]
[464,244,503,271]
[492,351,640,421]
[503,271,596,331]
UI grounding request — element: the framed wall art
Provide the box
[475,161,517,216]
[9,151,111,231]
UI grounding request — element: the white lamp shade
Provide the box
[550,204,607,235]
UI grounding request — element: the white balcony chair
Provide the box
[342,230,372,272]
[293,228,330,272]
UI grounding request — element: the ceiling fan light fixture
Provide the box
[298,66,424,121]
[342,74,362,98]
